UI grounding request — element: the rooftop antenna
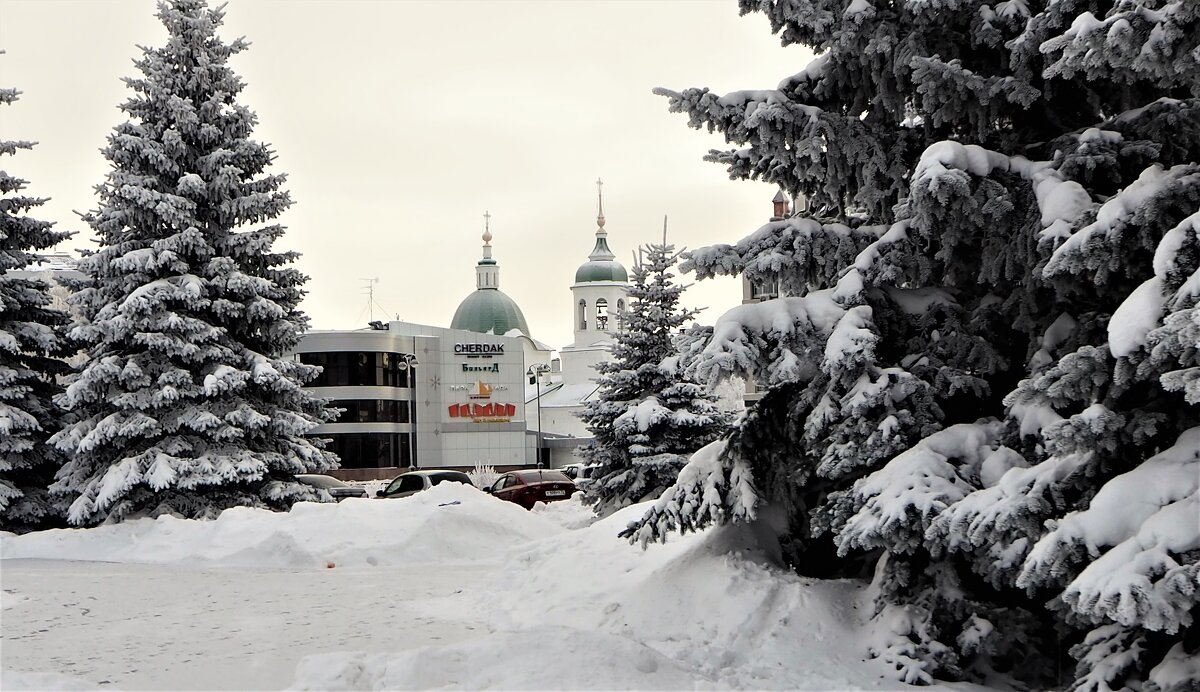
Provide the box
[357,277,394,326]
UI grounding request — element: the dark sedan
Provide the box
[485,470,577,510]
[295,474,368,501]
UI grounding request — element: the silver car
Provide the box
[375,470,475,499]
[295,474,369,501]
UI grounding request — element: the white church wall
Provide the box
[540,406,590,439]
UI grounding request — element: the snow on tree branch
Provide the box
[838,421,1007,556]
[1019,427,1200,634]
[690,291,844,388]
[622,439,757,547]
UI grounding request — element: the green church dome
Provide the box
[575,232,628,284]
[575,260,628,283]
[451,288,531,337]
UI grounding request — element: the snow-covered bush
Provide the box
[49,0,338,525]
[626,0,1199,687]
[467,462,499,489]
[578,243,732,517]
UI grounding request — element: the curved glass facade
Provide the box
[330,399,411,424]
[323,433,412,469]
[300,350,419,470]
[300,351,414,388]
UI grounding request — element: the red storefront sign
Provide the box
[448,402,516,418]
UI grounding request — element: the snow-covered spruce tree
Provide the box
[50,0,338,525]
[0,82,73,532]
[626,0,1198,687]
[926,8,1200,690]
[578,242,731,517]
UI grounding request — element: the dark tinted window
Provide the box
[319,433,411,469]
[397,475,425,493]
[300,352,414,388]
[330,399,411,423]
[430,472,473,487]
[516,470,571,483]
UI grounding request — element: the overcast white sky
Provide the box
[1,0,809,350]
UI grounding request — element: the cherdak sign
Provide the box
[454,343,504,356]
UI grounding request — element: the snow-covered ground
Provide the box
[2,484,984,690]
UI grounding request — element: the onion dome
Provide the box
[450,214,532,336]
[451,290,530,336]
[574,179,628,284]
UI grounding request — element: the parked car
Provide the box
[376,470,475,499]
[560,463,585,479]
[294,474,368,501]
[573,464,602,489]
[485,469,577,510]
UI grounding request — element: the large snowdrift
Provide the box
[0,483,563,568]
[2,485,973,690]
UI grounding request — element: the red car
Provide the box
[485,470,577,509]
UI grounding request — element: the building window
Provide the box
[578,299,587,330]
[319,433,411,469]
[595,298,608,330]
[300,351,414,388]
[329,399,411,423]
[750,277,779,301]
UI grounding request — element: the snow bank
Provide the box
[462,504,908,690]
[6,485,972,690]
[0,483,564,568]
[1,670,97,691]
[290,627,703,691]
[293,498,912,689]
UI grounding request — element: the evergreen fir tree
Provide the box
[50,0,338,525]
[578,242,731,517]
[625,0,1198,687]
[0,81,73,532]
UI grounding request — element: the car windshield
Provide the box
[430,472,473,487]
[296,475,347,489]
[514,470,572,483]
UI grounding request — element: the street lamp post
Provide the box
[528,363,551,468]
[398,353,419,469]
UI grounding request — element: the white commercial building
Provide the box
[294,189,628,479]
[294,321,550,480]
